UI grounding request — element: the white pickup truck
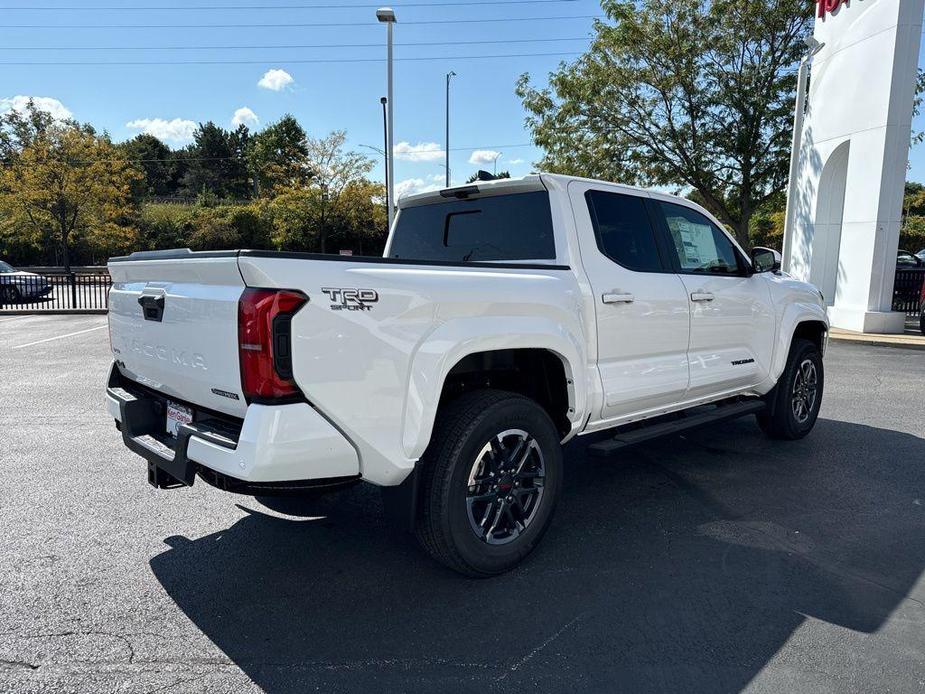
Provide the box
[106,174,828,576]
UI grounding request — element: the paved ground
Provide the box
[2,314,924,693]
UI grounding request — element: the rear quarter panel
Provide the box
[238,256,588,486]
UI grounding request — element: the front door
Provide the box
[569,182,691,423]
[652,200,775,399]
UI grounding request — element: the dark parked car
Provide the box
[0,261,52,303]
[898,250,924,267]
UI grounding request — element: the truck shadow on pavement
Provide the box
[150,417,925,693]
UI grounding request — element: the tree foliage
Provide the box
[0,105,389,264]
[179,122,251,200]
[248,115,310,195]
[517,0,811,247]
[0,103,142,269]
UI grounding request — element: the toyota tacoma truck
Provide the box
[105,174,828,576]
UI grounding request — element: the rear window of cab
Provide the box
[388,191,556,263]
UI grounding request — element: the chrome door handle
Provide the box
[690,291,715,302]
[602,292,635,304]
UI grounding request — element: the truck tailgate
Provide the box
[107,252,247,418]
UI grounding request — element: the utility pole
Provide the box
[445,70,456,187]
[377,7,397,230]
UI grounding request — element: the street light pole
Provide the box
[782,36,825,274]
[380,97,389,224]
[377,7,397,230]
[493,152,503,176]
[445,70,455,188]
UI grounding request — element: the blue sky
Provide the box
[1,0,924,197]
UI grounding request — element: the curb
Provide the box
[829,332,925,351]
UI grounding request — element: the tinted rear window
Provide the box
[388,191,556,262]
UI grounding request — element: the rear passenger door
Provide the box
[569,182,691,423]
[652,200,775,398]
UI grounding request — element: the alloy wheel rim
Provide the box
[465,428,546,546]
[791,358,818,424]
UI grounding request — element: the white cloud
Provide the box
[231,106,259,128]
[394,141,444,162]
[0,95,72,121]
[258,68,294,91]
[469,149,502,165]
[125,117,198,146]
[395,177,442,199]
[508,158,526,165]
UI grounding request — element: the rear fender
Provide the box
[402,316,585,460]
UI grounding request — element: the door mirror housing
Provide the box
[751,247,781,274]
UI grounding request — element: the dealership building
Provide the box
[782,0,924,333]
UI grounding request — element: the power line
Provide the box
[0,0,580,7]
[0,36,591,50]
[34,145,536,165]
[0,51,582,65]
[0,14,603,28]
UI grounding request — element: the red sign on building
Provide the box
[818,0,847,18]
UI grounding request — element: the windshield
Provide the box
[0,261,14,273]
[389,191,556,263]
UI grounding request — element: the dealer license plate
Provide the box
[166,401,193,438]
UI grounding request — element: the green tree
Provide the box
[466,170,511,183]
[301,130,375,253]
[117,134,180,198]
[248,114,309,195]
[0,122,141,270]
[0,99,58,164]
[516,0,811,248]
[179,122,250,200]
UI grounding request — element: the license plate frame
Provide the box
[165,401,193,438]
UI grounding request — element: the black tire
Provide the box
[0,285,20,304]
[757,338,824,440]
[415,389,563,577]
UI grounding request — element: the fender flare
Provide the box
[401,315,587,460]
[770,302,829,383]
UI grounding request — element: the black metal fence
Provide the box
[892,267,925,316]
[0,267,112,313]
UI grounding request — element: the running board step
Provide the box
[587,400,767,457]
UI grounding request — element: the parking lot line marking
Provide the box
[12,324,107,350]
[0,315,31,323]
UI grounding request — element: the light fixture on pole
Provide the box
[445,70,456,187]
[377,7,397,230]
[782,35,825,273]
[492,152,503,176]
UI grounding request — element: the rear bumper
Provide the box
[106,365,360,492]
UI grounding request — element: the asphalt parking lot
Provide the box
[1,314,924,693]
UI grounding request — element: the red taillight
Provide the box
[238,288,308,403]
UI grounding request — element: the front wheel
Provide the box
[415,389,563,577]
[757,338,824,440]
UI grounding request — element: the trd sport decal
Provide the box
[321,287,379,312]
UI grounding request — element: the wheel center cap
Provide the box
[498,475,513,492]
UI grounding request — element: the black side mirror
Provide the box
[751,247,781,274]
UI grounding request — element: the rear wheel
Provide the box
[0,285,20,304]
[415,389,563,577]
[757,338,824,440]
